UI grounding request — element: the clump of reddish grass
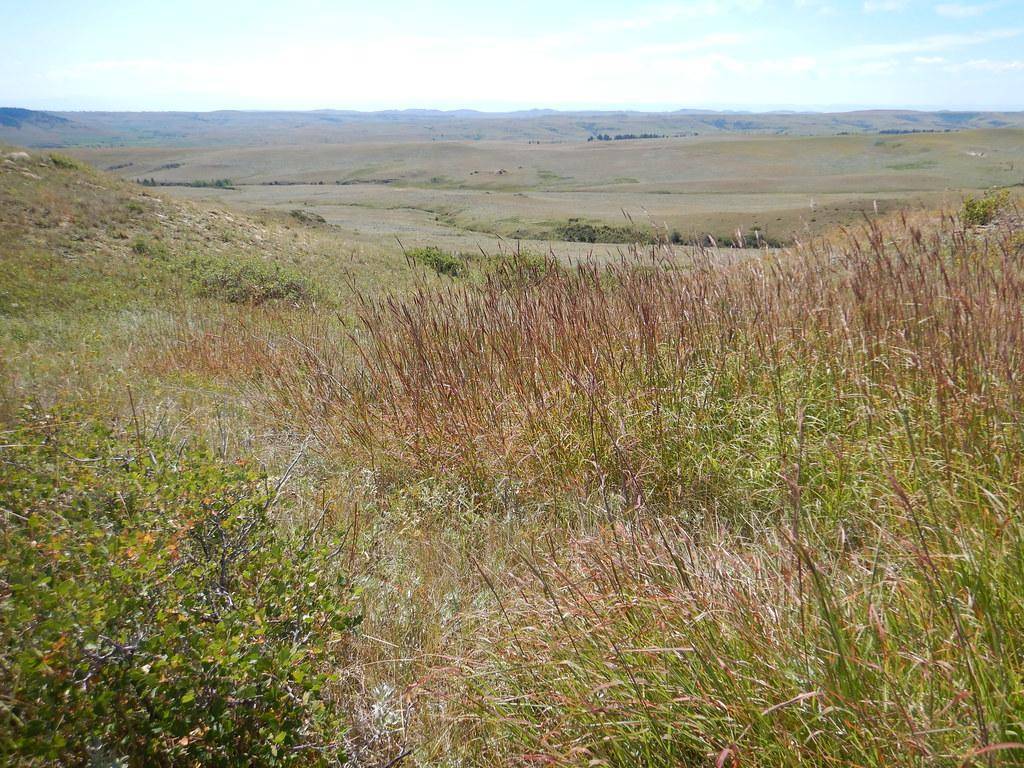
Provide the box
[253,205,1024,765]
[274,208,1024,516]
[153,204,1024,764]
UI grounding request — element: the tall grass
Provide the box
[159,204,1024,764]
[271,209,1022,513]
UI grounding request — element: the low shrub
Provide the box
[962,189,1010,226]
[290,209,327,225]
[0,410,359,765]
[48,153,86,171]
[556,218,655,244]
[407,246,464,277]
[186,255,314,304]
[488,252,563,290]
[190,179,234,189]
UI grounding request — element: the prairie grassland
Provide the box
[4,147,1024,766]
[150,193,1024,765]
[72,128,1024,255]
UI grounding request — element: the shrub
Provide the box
[189,179,234,189]
[488,252,563,290]
[290,209,327,225]
[407,246,464,277]
[48,153,85,171]
[962,189,1010,226]
[0,411,359,765]
[186,255,313,304]
[556,219,655,244]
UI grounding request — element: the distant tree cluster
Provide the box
[588,133,666,142]
[137,178,234,188]
[877,128,953,135]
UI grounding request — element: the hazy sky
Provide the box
[2,0,1022,111]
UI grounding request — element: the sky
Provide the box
[1,0,1022,112]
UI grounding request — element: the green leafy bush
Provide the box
[186,255,314,304]
[962,189,1010,226]
[0,411,359,766]
[190,179,234,189]
[48,153,86,171]
[407,246,464,277]
[555,218,655,244]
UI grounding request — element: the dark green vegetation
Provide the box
[139,178,235,188]
[555,218,655,244]
[46,153,86,171]
[1,414,358,766]
[291,209,327,225]
[3,146,1024,766]
[185,253,314,304]
[406,245,465,277]
[588,133,667,141]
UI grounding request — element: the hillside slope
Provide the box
[0,145,411,422]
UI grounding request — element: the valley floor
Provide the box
[70,128,1024,257]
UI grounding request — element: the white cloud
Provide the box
[45,33,781,111]
[952,58,1024,72]
[637,33,749,56]
[794,0,838,15]
[842,28,1021,59]
[935,2,997,17]
[763,56,820,74]
[591,0,765,32]
[844,58,902,75]
[863,0,908,12]
[32,3,1024,112]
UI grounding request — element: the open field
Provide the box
[4,143,1024,765]
[65,127,1024,252]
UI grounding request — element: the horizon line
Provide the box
[7,104,1024,116]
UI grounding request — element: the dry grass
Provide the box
[6,148,1024,766]
[232,200,1024,765]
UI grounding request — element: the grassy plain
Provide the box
[4,132,1024,767]
[70,128,1024,253]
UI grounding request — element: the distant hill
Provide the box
[2,106,1024,147]
[0,107,105,146]
[0,107,70,128]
